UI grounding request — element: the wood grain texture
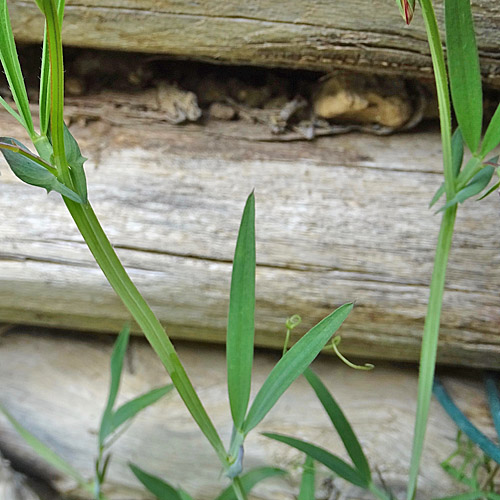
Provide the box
[7,0,500,87]
[0,328,496,499]
[0,95,499,368]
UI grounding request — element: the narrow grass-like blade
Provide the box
[485,373,500,441]
[129,464,182,500]
[227,192,255,429]
[304,368,371,482]
[242,302,353,434]
[445,0,482,153]
[481,104,500,158]
[0,402,88,488]
[451,128,464,178]
[178,491,195,500]
[99,324,130,446]
[429,183,445,208]
[215,467,286,500]
[263,433,368,488]
[437,166,494,212]
[0,0,34,135]
[298,455,315,500]
[433,378,500,464]
[39,32,51,136]
[441,462,476,488]
[110,385,173,433]
[0,95,24,127]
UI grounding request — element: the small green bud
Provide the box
[395,0,415,25]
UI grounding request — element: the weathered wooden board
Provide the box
[0,327,496,499]
[0,94,499,368]
[7,0,500,87]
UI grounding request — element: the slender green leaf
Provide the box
[433,378,500,464]
[481,103,500,158]
[242,302,353,434]
[429,183,445,208]
[451,128,464,178]
[215,467,287,500]
[304,368,371,482]
[129,464,182,500]
[99,324,130,446]
[39,33,51,136]
[0,0,34,135]
[263,433,368,488]
[178,491,195,500]
[437,165,494,212]
[64,123,88,202]
[110,385,173,432]
[477,179,500,200]
[0,402,88,488]
[0,137,82,202]
[298,455,315,500]
[441,462,477,488]
[0,95,24,127]
[227,192,255,429]
[445,0,482,153]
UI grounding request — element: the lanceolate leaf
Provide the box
[0,0,34,135]
[227,192,255,430]
[0,402,88,489]
[451,128,464,178]
[445,0,482,153]
[110,385,173,433]
[242,302,353,434]
[63,123,88,202]
[481,103,500,158]
[304,368,371,482]
[298,455,315,500]
[129,464,182,500]
[0,137,82,203]
[263,433,369,488]
[99,325,130,446]
[215,467,287,500]
[437,165,494,212]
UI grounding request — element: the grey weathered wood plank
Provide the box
[0,95,499,367]
[7,0,500,86]
[0,328,495,499]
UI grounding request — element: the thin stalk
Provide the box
[368,481,393,500]
[406,205,457,499]
[231,476,248,500]
[64,199,228,466]
[407,2,457,498]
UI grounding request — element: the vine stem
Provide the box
[64,199,229,466]
[407,1,457,499]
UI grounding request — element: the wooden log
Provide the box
[7,0,500,87]
[0,92,499,368]
[0,327,496,499]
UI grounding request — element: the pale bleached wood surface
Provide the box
[7,0,500,87]
[0,94,499,368]
[0,327,496,499]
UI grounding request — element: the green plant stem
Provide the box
[406,205,457,500]
[419,0,454,198]
[231,476,248,500]
[407,2,457,498]
[64,199,228,467]
[368,481,392,500]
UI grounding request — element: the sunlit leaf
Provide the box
[445,0,482,153]
[242,302,353,434]
[227,192,255,430]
